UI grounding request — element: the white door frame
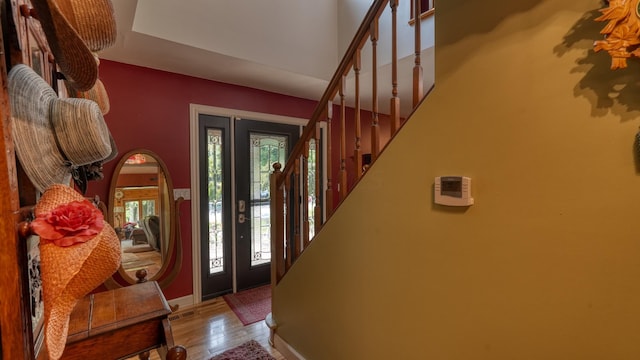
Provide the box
[189,104,321,304]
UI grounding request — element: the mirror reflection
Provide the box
[110,150,173,281]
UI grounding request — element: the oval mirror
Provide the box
[107,149,180,286]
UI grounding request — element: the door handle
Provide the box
[238,200,246,212]
[238,213,246,223]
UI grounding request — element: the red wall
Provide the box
[89,60,402,300]
[88,60,318,300]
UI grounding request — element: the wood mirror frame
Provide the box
[105,149,183,289]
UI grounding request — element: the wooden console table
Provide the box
[59,281,186,360]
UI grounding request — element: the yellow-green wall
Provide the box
[273,0,640,358]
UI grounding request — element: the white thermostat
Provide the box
[434,176,474,206]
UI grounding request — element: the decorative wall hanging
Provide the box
[594,0,640,69]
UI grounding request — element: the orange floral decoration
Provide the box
[31,199,104,247]
[594,0,640,69]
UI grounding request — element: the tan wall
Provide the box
[273,0,640,359]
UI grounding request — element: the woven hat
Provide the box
[30,0,117,91]
[64,78,110,115]
[32,184,121,360]
[63,77,116,195]
[71,134,118,195]
[8,64,112,193]
[63,76,116,193]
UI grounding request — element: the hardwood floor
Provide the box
[133,296,286,360]
[121,249,162,279]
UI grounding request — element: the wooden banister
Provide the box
[271,0,434,283]
[275,0,391,191]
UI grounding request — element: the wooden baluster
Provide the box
[314,121,322,233]
[370,19,380,162]
[293,158,301,260]
[339,76,348,201]
[284,172,292,271]
[353,50,363,179]
[325,101,334,216]
[390,0,401,133]
[413,0,423,108]
[266,0,429,281]
[270,163,285,282]
[302,141,310,250]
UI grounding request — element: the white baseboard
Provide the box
[273,333,306,360]
[168,294,194,312]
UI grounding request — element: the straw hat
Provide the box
[63,77,115,194]
[71,134,118,194]
[31,184,121,360]
[64,77,117,191]
[64,78,110,115]
[30,0,117,91]
[8,64,113,193]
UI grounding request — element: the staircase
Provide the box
[270,0,435,285]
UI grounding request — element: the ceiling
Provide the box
[98,0,338,102]
[98,1,435,116]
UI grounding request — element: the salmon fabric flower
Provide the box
[31,199,104,247]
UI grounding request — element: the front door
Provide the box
[199,114,299,300]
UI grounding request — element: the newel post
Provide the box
[270,162,285,285]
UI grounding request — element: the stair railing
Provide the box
[270,0,433,284]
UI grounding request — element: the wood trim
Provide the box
[0,0,35,356]
[408,8,435,26]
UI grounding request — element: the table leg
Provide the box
[166,345,187,360]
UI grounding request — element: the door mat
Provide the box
[209,340,275,360]
[222,285,271,326]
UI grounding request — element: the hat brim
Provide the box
[31,0,98,91]
[53,0,117,52]
[9,65,72,193]
[103,133,118,163]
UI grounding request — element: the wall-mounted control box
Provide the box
[174,188,191,200]
[434,176,474,206]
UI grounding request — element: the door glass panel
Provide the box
[142,200,156,218]
[207,129,225,274]
[124,200,139,223]
[250,133,287,267]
